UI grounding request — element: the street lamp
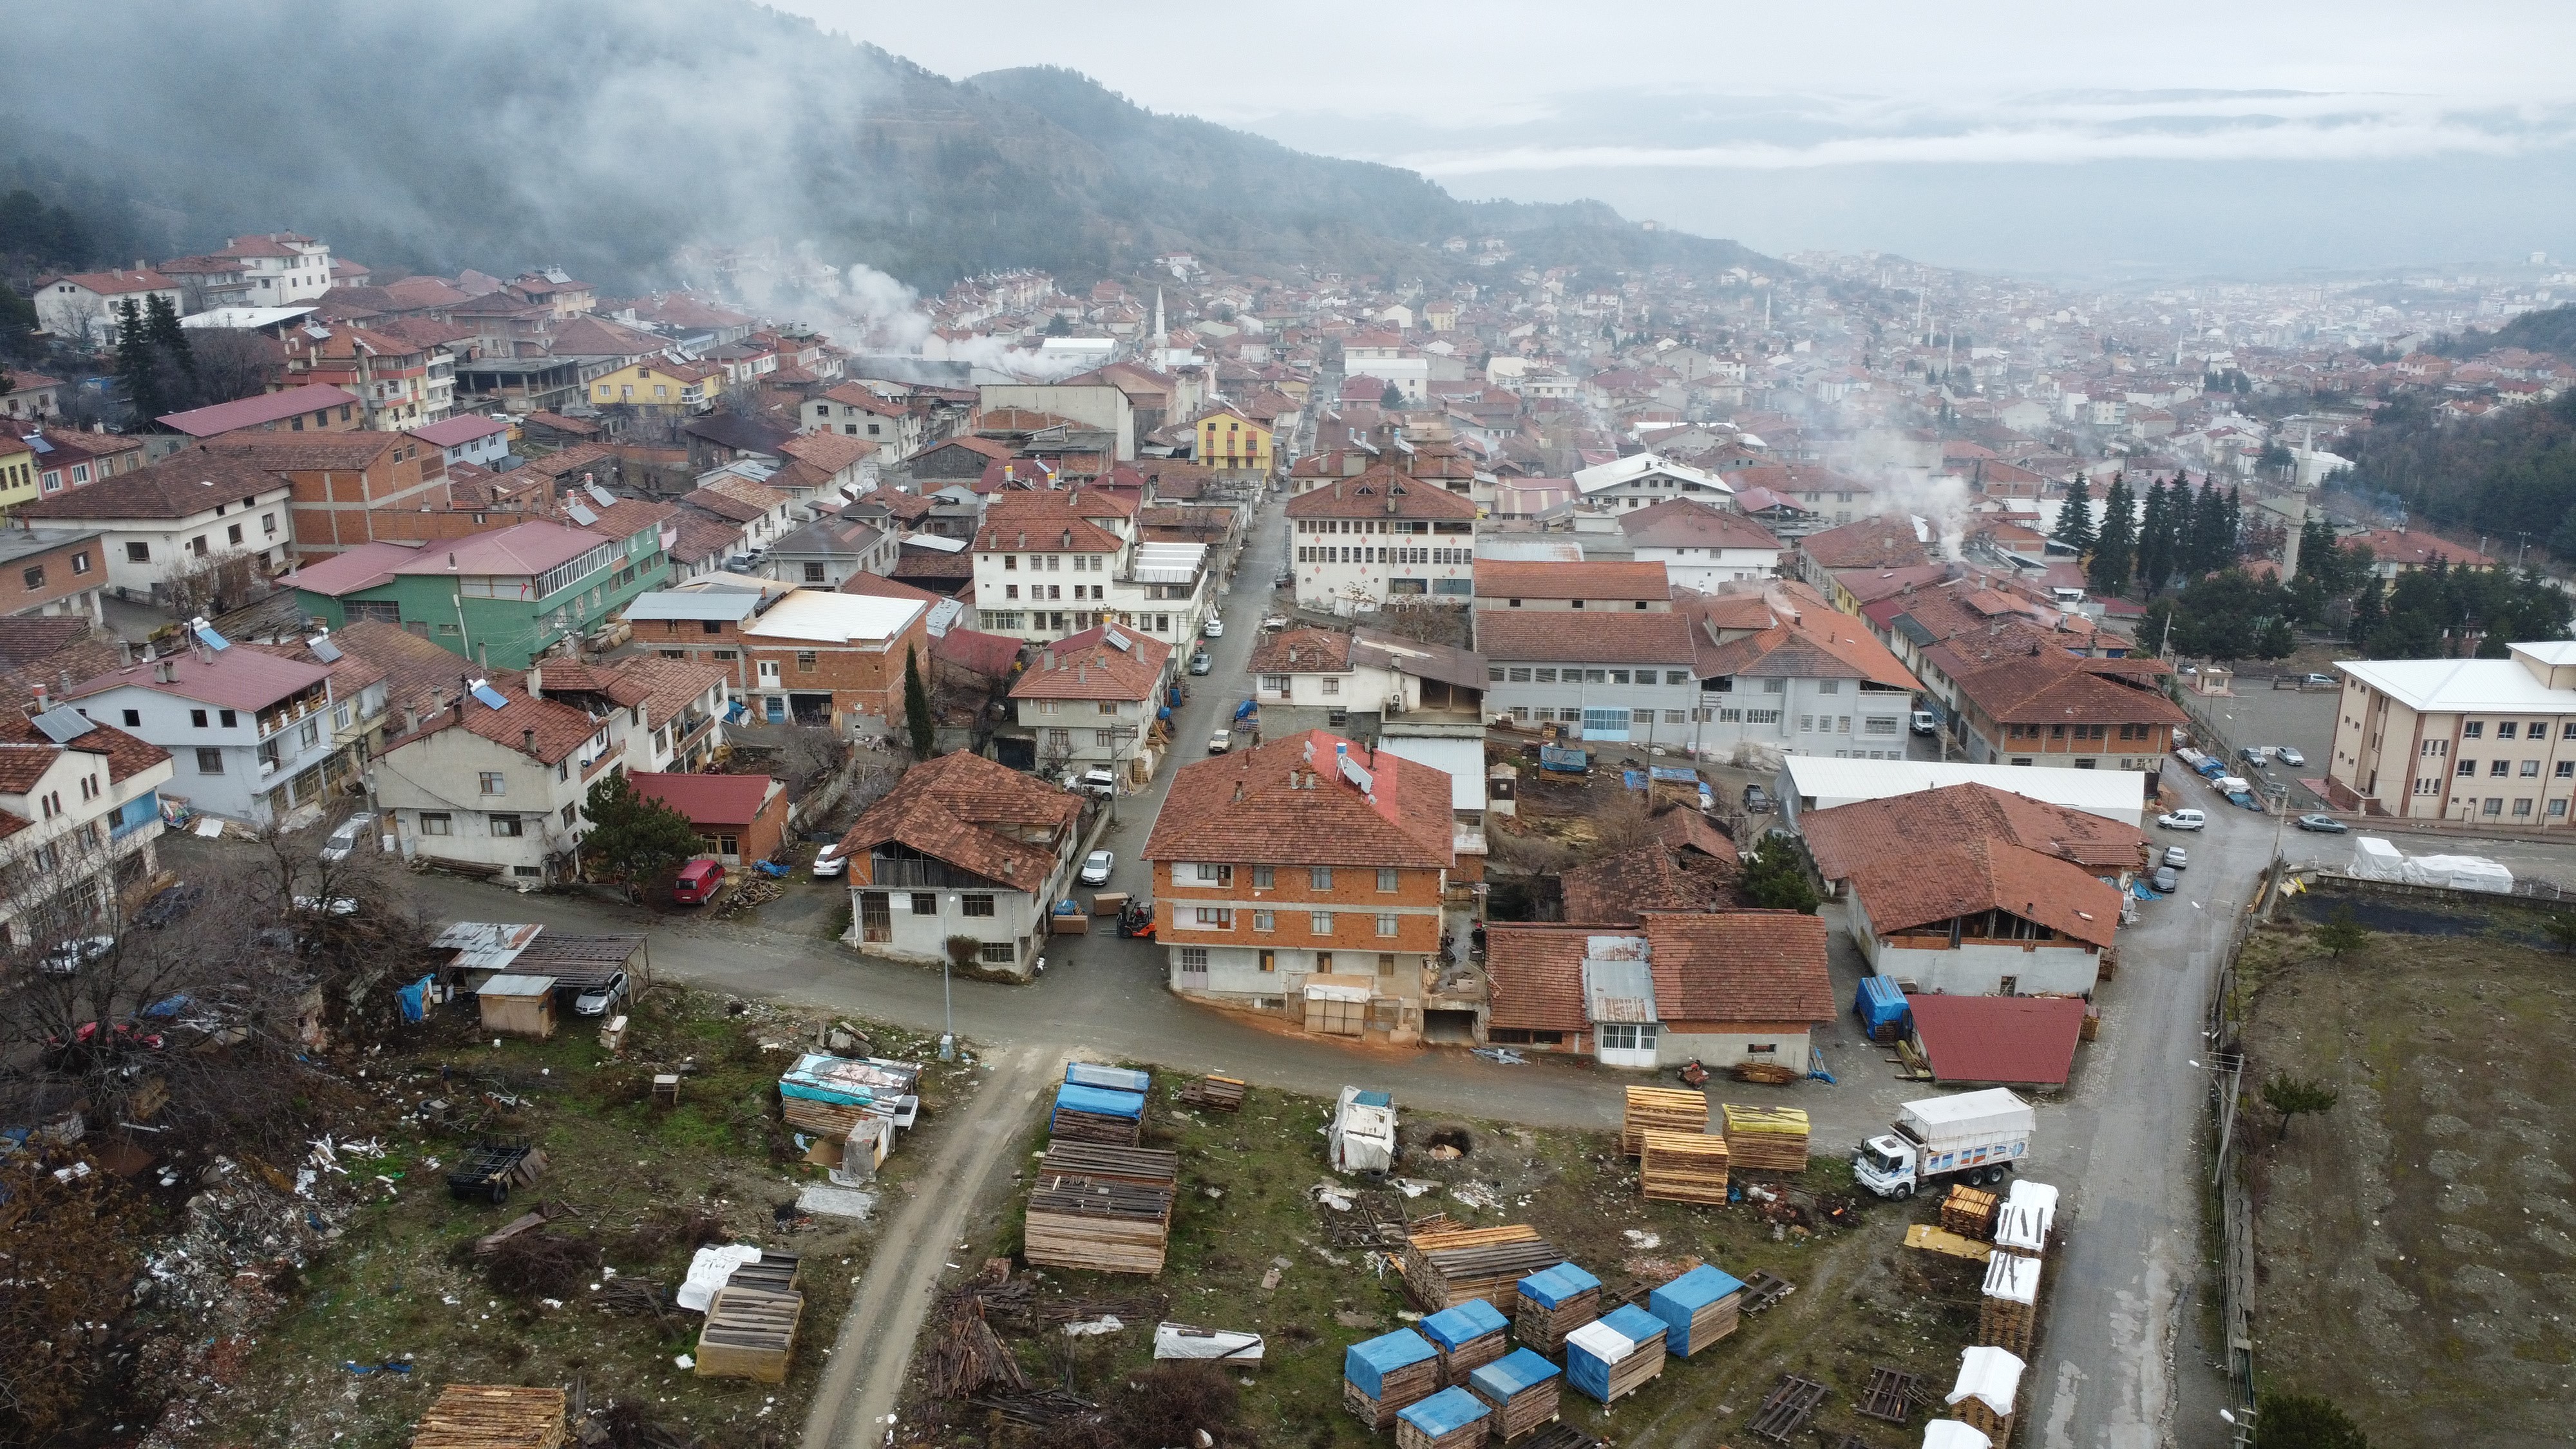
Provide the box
[940,893,959,1060]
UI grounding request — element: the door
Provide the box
[858,891,891,943]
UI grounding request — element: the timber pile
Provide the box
[1416,1299,1510,1386]
[1620,1086,1707,1155]
[1520,1428,1603,1449]
[1177,1074,1247,1112]
[1979,1253,2041,1357]
[1904,1224,1994,1263]
[1947,1347,2025,1449]
[1467,1348,1563,1443]
[1050,1110,1143,1146]
[1513,1263,1603,1355]
[1394,1387,1492,1449]
[1563,1305,1666,1406]
[1732,1061,1801,1085]
[409,1385,567,1449]
[1344,1329,1441,1432]
[1942,1184,2000,1239]
[1645,1264,1745,1356]
[694,1285,802,1383]
[1399,1224,1564,1318]
[728,1253,800,1295]
[925,1283,1028,1400]
[1024,1175,1175,1275]
[1718,1104,1810,1173]
[1639,1130,1730,1205]
[1037,1142,1180,1189]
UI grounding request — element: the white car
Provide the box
[1909,710,1938,736]
[39,935,115,976]
[1078,849,1115,887]
[2163,846,2189,869]
[2157,808,2206,831]
[1202,615,1225,638]
[1074,768,1117,797]
[811,842,848,879]
[2275,746,2306,767]
[574,971,629,1018]
[1208,728,1232,754]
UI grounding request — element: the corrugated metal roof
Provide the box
[1580,935,1656,1025]
[625,591,762,622]
[1909,996,2086,1087]
[477,972,557,997]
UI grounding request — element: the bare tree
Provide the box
[185,327,281,406]
[156,545,267,616]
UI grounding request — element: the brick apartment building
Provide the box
[627,581,931,735]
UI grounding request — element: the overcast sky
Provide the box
[781,1,2576,281]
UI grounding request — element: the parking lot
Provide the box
[2183,680,2342,806]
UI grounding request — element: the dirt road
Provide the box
[799,1043,1057,1449]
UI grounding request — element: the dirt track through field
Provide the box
[801,1043,1056,1449]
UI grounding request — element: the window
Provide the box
[959,894,996,917]
[2421,739,2447,756]
[1378,952,1399,975]
[979,941,1017,965]
[121,709,139,726]
[491,815,523,837]
[2492,760,2511,777]
[562,804,578,828]
[1376,913,1399,937]
[126,542,150,563]
[1179,947,1209,972]
[1762,678,1786,694]
[2557,762,2573,779]
[1599,1023,1658,1052]
[19,566,39,591]
[2557,800,2571,817]
[2465,721,2485,737]
[1534,668,1557,683]
[1321,677,1340,696]
[420,811,451,835]
[262,514,276,537]
[1376,866,1399,892]
[478,771,506,795]
[1192,906,1234,928]
[2514,798,2535,817]
[1864,716,1899,735]
[1253,909,1274,932]
[796,650,818,672]
[804,562,826,582]
[2458,759,2477,775]
[1260,674,1288,693]
[2499,721,2520,739]
[227,524,243,546]
[911,892,936,915]
[2483,798,2504,815]
[1310,866,1333,891]
[1817,679,1841,695]
[190,708,208,728]
[220,709,236,728]
[1311,912,1334,935]
[2522,759,2543,777]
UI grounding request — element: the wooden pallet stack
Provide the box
[1942,1184,2000,1239]
[1037,1141,1182,1189]
[1620,1086,1707,1155]
[1048,1082,1146,1146]
[1344,1329,1441,1432]
[695,1285,804,1383]
[1945,1347,2025,1449]
[1023,1170,1177,1275]
[1399,1224,1565,1318]
[1563,1304,1667,1406]
[1467,1347,1563,1442]
[1177,1074,1246,1112]
[727,1253,801,1296]
[1392,1386,1492,1449]
[1416,1298,1510,1386]
[1639,1130,1731,1205]
[1645,1263,1747,1356]
[1513,1262,1603,1354]
[1978,1253,2041,1357]
[1718,1104,1810,1174]
[408,1385,567,1449]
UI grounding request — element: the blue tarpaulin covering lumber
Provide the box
[1519,1262,1603,1309]
[1065,1063,1151,1092]
[1565,1305,1667,1402]
[1417,1299,1508,1350]
[1343,1329,1437,1399]
[1052,1083,1145,1121]
[1468,1347,1561,1399]
[1648,1264,1748,1355]
[1855,976,1911,1036]
[1396,1387,1490,1438]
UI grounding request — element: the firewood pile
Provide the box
[924,1282,1029,1401]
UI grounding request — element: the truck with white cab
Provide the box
[1853,1088,2036,1200]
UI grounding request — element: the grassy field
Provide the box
[2244,898,2576,1446]
[176,985,978,1449]
[905,1075,1992,1448]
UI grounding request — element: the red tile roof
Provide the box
[1145,729,1453,870]
[1619,497,1784,551]
[1801,784,2128,950]
[1643,911,1835,1023]
[1010,623,1170,702]
[1246,627,1354,675]
[835,750,1079,889]
[1799,517,1933,571]
[157,384,362,438]
[1694,614,1920,692]
[1473,609,1697,667]
[1475,559,1671,601]
[1908,994,2087,1086]
[1483,924,1593,1034]
[1284,465,1477,520]
[1560,846,1710,924]
[629,771,778,827]
[64,645,331,713]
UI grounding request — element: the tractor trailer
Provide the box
[1853,1088,2036,1200]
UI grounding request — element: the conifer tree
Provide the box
[2051,477,2096,554]
[2088,475,2136,593]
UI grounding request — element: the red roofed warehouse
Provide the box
[1144,730,1459,1043]
[629,771,789,866]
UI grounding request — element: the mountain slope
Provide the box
[0,1,1772,293]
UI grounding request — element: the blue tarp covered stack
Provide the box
[1855,975,1912,1043]
[1564,1304,1668,1405]
[1345,1328,1441,1430]
[1647,1263,1748,1356]
[1050,1081,1146,1146]
[1064,1062,1152,1094]
[1417,1298,1510,1385]
[1467,1347,1564,1441]
[1394,1386,1492,1449]
[1515,1262,1604,1354]
[778,1054,922,1137]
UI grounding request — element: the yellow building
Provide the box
[1195,406,1272,478]
[0,435,35,512]
[590,357,721,414]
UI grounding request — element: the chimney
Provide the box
[117,640,135,667]
[522,726,537,755]
[451,696,466,723]
[154,659,176,685]
[526,667,543,698]
[402,705,421,734]
[30,683,47,710]
[1232,779,1245,803]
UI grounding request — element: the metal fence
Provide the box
[2204,861,2272,1445]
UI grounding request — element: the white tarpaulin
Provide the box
[1982,1252,2041,1307]
[1994,1180,2059,1254]
[1922,1421,1994,1449]
[1566,1318,1641,1365]
[1329,1084,1397,1173]
[1946,1346,2026,1417]
[677,1244,764,1312]
[2401,853,2514,893]
[1154,1321,1265,1363]
[2351,837,2406,881]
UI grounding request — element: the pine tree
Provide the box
[112,298,164,421]
[2224,486,2244,565]
[903,643,934,757]
[2088,475,2136,593]
[2137,478,2172,594]
[2349,576,2385,646]
[2051,477,2096,554]
[144,294,195,386]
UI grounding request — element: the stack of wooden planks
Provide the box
[1645,1264,1747,1356]
[1563,1305,1667,1406]
[1639,1129,1730,1205]
[1718,1104,1809,1173]
[1393,1386,1492,1449]
[1946,1347,2025,1449]
[694,1285,804,1383]
[1050,1109,1143,1146]
[1415,1299,1510,1386]
[1024,1172,1176,1275]
[1344,1329,1442,1432]
[1513,1263,1603,1354]
[409,1385,567,1449]
[1177,1074,1246,1112]
[1979,1253,2041,1357]
[1942,1184,2000,1239]
[1037,1141,1180,1188]
[1467,1347,1564,1443]
[1620,1086,1707,1155]
[727,1253,801,1296]
[1399,1224,1565,1318]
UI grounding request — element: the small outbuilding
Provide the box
[475,974,558,1040]
[1908,994,2088,1088]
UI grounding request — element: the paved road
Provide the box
[800,1043,1056,1449]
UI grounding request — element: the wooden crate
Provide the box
[1467,1351,1564,1443]
[1177,1074,1246,1112]
[1024,1175,1174,1275]
[1416,1302,1509,1387]
[1399,1224,1563,1318]
[1620,1086,1707,1156]
[694,1285,802,1384]
[1718,1103,1809,1173]
[1639,1129,1730,1206]
[1941,1184,2000,1239]
[410,1385,567,1449]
